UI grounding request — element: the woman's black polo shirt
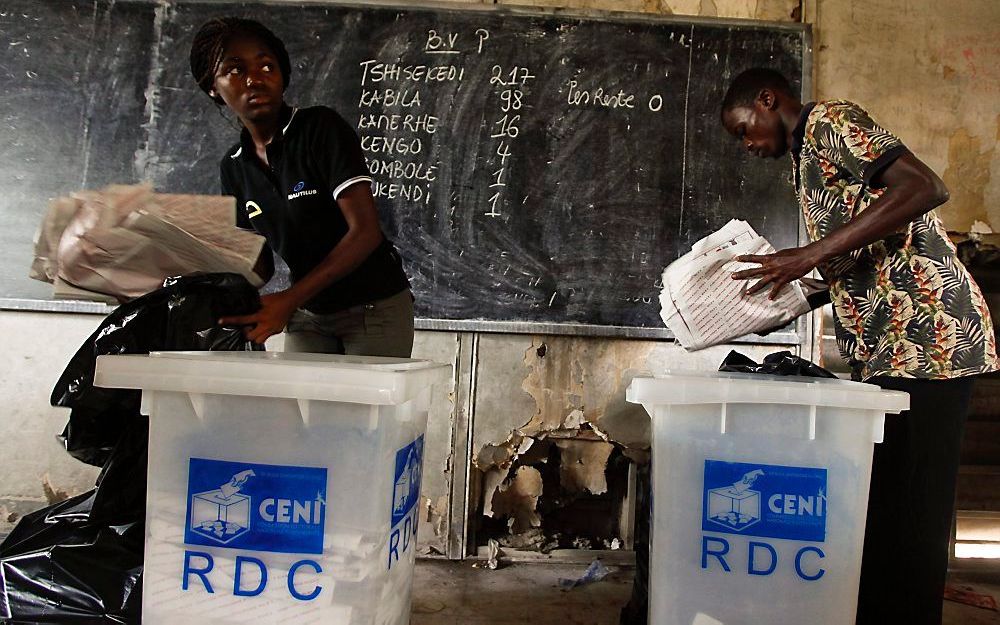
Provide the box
[220,105,410,313]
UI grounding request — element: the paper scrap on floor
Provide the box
[659,219,811,351]
[30,184,266,303]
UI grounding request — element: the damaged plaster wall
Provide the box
[809,0,1000,233]
[409,332,462,555]
[489,466,544,533]
[473,335,784,546]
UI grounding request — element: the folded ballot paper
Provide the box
[659,220,812,351]
[30,184,266,303]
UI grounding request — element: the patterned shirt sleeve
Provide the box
[811,101,909,185]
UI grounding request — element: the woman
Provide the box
[190,17,413,356]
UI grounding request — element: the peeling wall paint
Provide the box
[41,473,71,505]
[554,439,615,494]
[942,122,999,230]
[472,334,784,545]
[420,494,451,554]
[489,466,544,533]
[517,337,652,449]
[410,332,462,554]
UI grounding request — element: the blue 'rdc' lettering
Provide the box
[795,546,826,581]
[701,536,731,572]
[388,510,419,570]
[748,541,777,576]
[182,550,323,600]
[288,559,323,601]
[234,556,267,597]
[700,537,826,581]
[183,550,214,593]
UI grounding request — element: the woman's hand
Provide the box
[219,290,301,344]
[731,244,826,300]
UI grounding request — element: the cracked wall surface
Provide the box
[472,335,782,545]
[411,332,462,555]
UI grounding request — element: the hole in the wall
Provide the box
[477,433,633,552]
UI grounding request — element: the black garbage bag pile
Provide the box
[0,273,261,624]
[620,350,835,625]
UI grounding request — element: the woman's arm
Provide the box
[252,245,275,283]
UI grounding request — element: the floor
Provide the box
[411,560,1000,625]
[411,560,633,625]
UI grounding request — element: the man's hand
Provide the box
[731,244,826,300]
[219,290,300,345]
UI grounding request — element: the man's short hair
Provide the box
[721,68,794,114]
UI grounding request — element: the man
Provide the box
[720,68,998,624]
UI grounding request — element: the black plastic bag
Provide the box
[718,350,837,378]
[0,418,147,624]
[0,273,261,624]
[51,273,262,466]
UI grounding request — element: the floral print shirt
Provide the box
[793,100,998,381]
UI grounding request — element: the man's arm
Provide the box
[733,152,949,299]
[808,152,948,266]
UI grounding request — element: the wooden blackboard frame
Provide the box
[0,0,812,346]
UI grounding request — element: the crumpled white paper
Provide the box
[659,220,812,351]
[30,183,266,303]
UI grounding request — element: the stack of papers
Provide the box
[659,220,811,351]
[30,184,266,303]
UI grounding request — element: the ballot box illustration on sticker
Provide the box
[189,469,255,544]
[706,469,763,531]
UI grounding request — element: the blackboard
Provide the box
[0,0,809,338]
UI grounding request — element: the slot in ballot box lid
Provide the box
[94,351,452,405]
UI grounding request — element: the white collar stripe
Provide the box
[282,108,299,136]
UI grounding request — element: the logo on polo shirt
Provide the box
[288,180,318,200]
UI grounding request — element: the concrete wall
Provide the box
[808,0,1000,234]
[0,312,104,533]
